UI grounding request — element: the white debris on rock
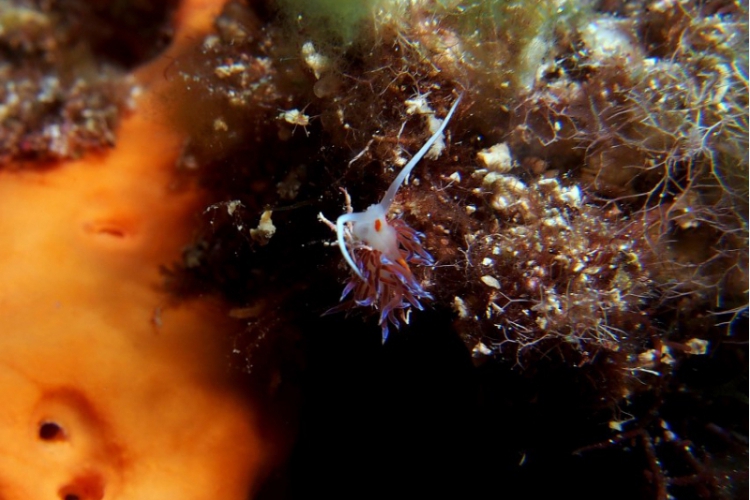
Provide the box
[249,210,276,245]
[480,275,501,289]
[302,41,330,79]
[453,296,470,319]
[404,94,448,159]
[477,143,514,173]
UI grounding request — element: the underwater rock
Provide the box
[0,0,180,163]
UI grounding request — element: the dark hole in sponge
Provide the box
[63,495,80,500]
[39,421,64,440]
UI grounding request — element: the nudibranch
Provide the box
[321,94,462,341]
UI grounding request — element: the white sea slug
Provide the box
[322,94,462,341]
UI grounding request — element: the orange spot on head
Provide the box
[374,219,382,232]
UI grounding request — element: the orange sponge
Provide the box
[0,1,269,498]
